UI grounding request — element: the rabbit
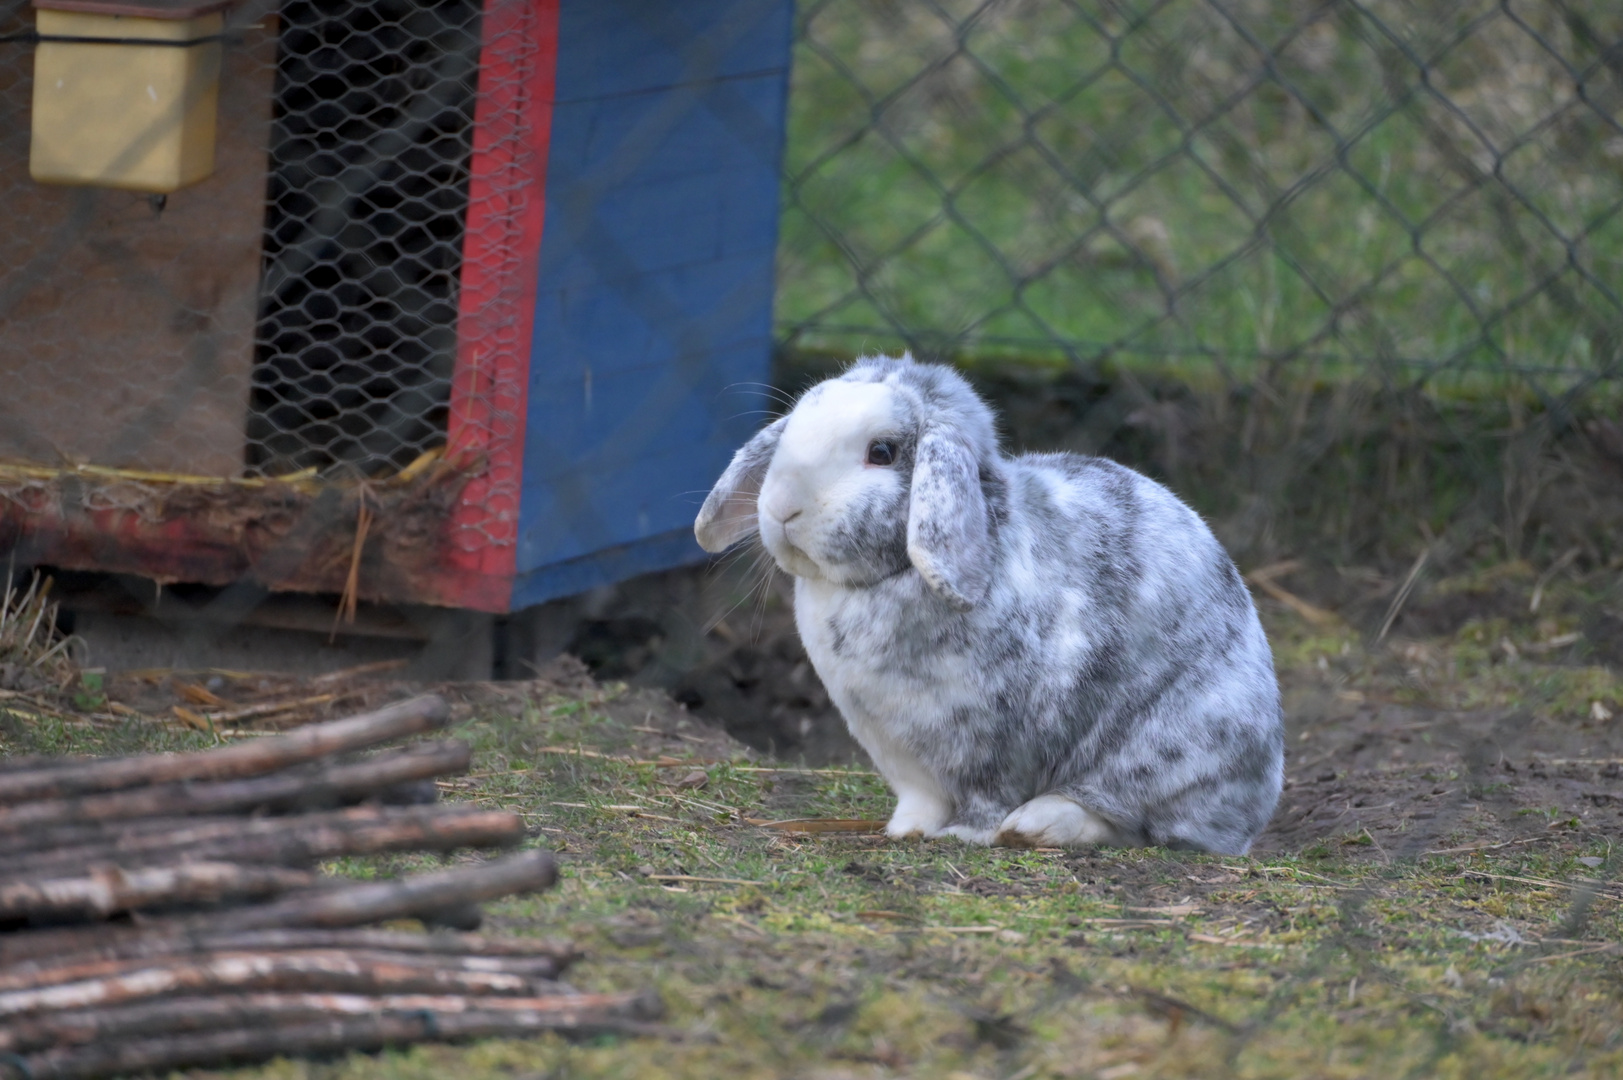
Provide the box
[695,355,1283,855]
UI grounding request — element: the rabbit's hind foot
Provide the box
[994,794,1120,849]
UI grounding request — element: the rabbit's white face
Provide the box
[696,355,994,610]
[756,379,912,585]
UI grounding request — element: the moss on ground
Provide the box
[232,705,1623,1078]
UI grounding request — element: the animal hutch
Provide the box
[0,0,791,615]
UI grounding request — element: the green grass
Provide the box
[226,739,1623,1077]
[233,729,1623,1077]
[8,580,1623,1078]
[776,0,1623,394]
[6,560,1623,1077]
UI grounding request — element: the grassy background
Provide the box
[776,0,1623,396]
[777,346,1623,575]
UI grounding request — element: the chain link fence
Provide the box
[772,2,1623,1063]
[5,0,1618,589]
[0,0,1617,1069]
[779,0,1623,401]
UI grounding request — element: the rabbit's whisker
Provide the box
[723,381,799,410]
[703,539,780,636]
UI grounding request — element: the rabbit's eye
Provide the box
[866,440,897,467]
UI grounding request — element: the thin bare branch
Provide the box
[0,695,450,806]
[0,741,471,833]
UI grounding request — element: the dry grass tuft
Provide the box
[0,572,79,694]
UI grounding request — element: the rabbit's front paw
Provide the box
[885,790,952,839]
[936,822,998,845]
[994,794,1119,849]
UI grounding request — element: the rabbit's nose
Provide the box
[762,495,803,526]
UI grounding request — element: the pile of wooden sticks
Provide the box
[0,695,658,1079]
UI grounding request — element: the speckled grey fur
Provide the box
[694,356,1283,855]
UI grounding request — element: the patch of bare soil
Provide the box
[1261,752,1623,857]
[103,660,419,730]
[1260,689,1623,859]
[94,650,747,768]
[1259,566,1623,857]
[541,563,858,764]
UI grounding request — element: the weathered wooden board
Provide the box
[0,16,275,476]
[509,0,791,607]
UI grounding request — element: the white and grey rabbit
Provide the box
[695,356,1283,855]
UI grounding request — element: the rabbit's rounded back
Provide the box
[695,355,1283,855]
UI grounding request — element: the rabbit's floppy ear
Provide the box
[907,427,992,610]
[695,416,788,552]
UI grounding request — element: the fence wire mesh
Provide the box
[0,0,546,601]
[250,0,481,478]
[1,0,493,479]
[773,6,1621,1060]
[0,0,1615,1072]
[778,0,1623,401]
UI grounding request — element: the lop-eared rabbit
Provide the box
[696,356,1282,854]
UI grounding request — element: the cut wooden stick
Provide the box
[529,751,883,777]
[535,746,693,766]
[0,992,664,1078]
[2,806,524,877]
[0,741,471,832]
[1,926,579,974]
[210,848,559,931]
[0,947,568,995]
[0,922,581,980]
[0,801,476,860]
[0,862,317,921]
[1458,869,1623,903]
[0,950,557,1018]
[1185,933,1284,949]
[0,695,449,806]
[1422,835,1556,856]
[196,928,579,961]
[0,989,661,1055]
[645,875,765,886]
[0,815,230,858]
[1244,558,1303,583]
[729,765,878,776]
[180,693,342,727]
[1242,566,1342,628]
[1375,547,1430,643]
[1,807,399,873]
[306,658,411,685]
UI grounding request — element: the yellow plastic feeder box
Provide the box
[29,0,234,192]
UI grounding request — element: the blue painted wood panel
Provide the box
[512,0,792,608]
[552,0,794,100]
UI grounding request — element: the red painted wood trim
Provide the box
[442,0,560,610]
[0,467,489,610]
